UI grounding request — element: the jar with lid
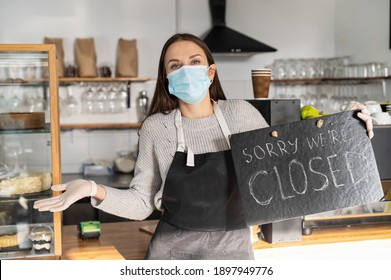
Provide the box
[114,150,135,173]
[29,224,53,254]
[136,90,149,122]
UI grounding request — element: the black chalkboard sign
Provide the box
[230,110,383,225]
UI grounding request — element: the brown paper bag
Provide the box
[43,37,65,77]
[75,37,98,77]
[115,38,138,77]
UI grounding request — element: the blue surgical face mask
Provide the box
[167,65,211,104]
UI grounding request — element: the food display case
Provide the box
[0,44,61,259]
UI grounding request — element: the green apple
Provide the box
[301,105,320,120]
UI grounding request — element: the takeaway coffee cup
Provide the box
[251,69,271,98]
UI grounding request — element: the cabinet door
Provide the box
[0,45,61,259]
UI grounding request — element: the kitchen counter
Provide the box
[61,173,160,225]
[62,220,157,260]
[61,220,391,260]
[253,223,391,259]
[62,173,133,189]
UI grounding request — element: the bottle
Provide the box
[136,90,149,122]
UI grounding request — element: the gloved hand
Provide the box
[33,179,97,212]
[346,102,374,139]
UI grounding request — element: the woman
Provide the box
[34,33,373,260]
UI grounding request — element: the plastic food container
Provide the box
[29,224,53,254]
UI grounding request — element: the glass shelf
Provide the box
[0,79,49,86]
[0,123,51,135]
[59,76,150,84]
[0,189,52,202]
[0,222,54,260]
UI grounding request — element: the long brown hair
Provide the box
[146,33,226,117]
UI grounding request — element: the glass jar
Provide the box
[29,224,53,254]
[114,150,135,173]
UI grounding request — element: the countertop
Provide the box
[62,173,133,189]
[60,173,391,259]
[254,224,391,260]
[61,220,391,260]
[62,220,157,260]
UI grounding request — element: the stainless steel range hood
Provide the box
[202,0,277,56]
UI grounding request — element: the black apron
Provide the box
[161,101,247,231]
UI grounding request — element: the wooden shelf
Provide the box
[60,122,141,130]
[1,77,151,86]
[59,77,150,83]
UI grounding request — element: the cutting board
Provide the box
[0,112,45,130]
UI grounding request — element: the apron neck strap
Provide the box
[174,108,194,166]
[174,110,186,152]
[174,100,232,167]
[212,100,232,149]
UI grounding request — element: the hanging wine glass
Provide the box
[24,87,36,112]
[9,87,22,112]
[61,86,79,117]
[118,84,128,113]
[81,85,94,114]
[34,87,44,112]
[96,85,107,114]
[0,88,7,113]
[107,84,118,113]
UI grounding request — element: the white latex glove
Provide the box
[347,102,374,139]
[33,179,97,212]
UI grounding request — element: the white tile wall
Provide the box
[59,81,154,173]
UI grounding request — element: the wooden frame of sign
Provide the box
[230,110,384,226]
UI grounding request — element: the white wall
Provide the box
[177,0,337,98]
[1,0,388,173]
[0,0,176,77]
[2,0,388,85]
[0,0,338,97]
[335,0,390,65]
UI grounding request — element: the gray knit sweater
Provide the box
[92,99,269,220]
